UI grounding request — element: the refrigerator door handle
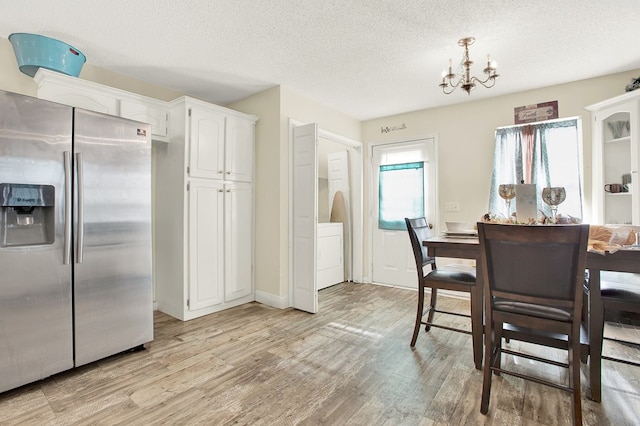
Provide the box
[76,152,84,264]
[63,151,72,265]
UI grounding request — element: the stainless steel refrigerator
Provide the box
[0,89,153,393]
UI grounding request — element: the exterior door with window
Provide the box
[371,139,436,288]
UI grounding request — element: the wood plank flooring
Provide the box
[1,282,639,425]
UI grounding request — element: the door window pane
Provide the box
[378,162,424,230]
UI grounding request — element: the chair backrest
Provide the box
[477,222,590,312]
[405,217,436,275]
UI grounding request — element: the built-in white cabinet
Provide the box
[586,90,640,225]
[120,98,168,139]
[188,107,253,182]
[155,96,257,321]
[33,68,169,141]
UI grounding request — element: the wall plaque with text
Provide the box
[514,101,558,124]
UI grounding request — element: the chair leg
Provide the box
[410,282,426,346]
[494,322,503,376]
[480,319,494,415]
[425,288,437,331]
[470,283,483,370]
[580,288,589,363]
[569,335,583,425]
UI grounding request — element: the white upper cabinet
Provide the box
[35,71,118,114]
[188,107,226,179]
[226,117,254,182]
[33,68,169,141]
[120,98,168,138]
[186,102,255,182]
[586,89,640,225]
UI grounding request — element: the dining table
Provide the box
[423,233,640,403]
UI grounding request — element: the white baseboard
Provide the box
[255,289,289,309]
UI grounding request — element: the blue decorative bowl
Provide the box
[8,33,86,77]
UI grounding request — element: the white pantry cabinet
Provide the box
[33,68,169,141]
[155,96,257,320]
[586,89,640,225]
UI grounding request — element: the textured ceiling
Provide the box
[1,1,639,120]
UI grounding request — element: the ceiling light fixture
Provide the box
[439,37,499,95]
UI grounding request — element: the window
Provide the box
[378,161,424,230]
[489,117,583,220]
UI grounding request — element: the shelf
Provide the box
[605,136,631,144]
[586,90,640,225]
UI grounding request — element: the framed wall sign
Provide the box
[514,101,558,124]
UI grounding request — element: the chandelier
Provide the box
[439,37,499,95]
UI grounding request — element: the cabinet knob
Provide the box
[218,189,224,192]
[226,189,231,192]
[226,171,232,174]
[218,170,223,174]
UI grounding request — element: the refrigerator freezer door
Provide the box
[73,109,153,366]
[0,91,74,392]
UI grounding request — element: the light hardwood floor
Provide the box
[1,283,639,425]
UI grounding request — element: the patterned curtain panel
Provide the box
[379,161,424,230]
[489,118,582,219]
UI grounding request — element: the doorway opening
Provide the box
[288,120,363,313]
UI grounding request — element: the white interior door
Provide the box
[327,150,352,281]
[292,123,318,313]
[371,139,436,288]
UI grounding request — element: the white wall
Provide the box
[361,70,640,271]
[229,86,362,306]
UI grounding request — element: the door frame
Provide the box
[288,119,363,309]
[368,136,439,285]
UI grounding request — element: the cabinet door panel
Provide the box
[189,108,225,179]
[188,180,224,310]
[120,99,168,138]
[39,85,118,115]
[225,182,253,301]
[225,117,254,182]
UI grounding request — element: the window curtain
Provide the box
[489,118,582,219]
[379,161,424,230]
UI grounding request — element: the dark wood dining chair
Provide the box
[477,222,590,426]
[405,217,482,370]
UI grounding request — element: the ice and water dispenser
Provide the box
[0,183,55,246]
